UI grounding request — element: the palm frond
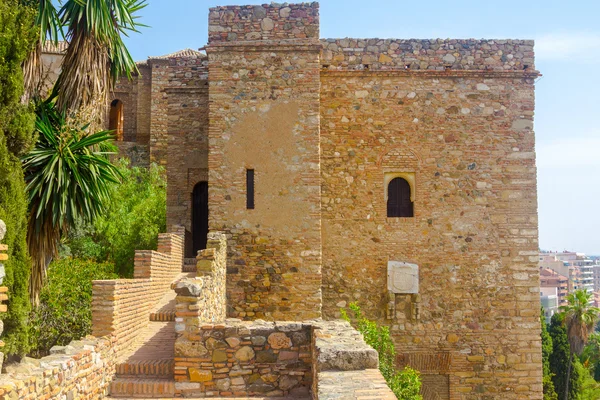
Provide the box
[54,0,147,113]
[22,0,62,101]
[23,100,122,305]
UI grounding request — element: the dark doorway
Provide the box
[192,182,209,256]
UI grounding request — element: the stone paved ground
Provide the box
[317,369,396,400]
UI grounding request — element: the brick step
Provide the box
[115,359,174,378]
[149,310,175,322]
[109,377,175,398]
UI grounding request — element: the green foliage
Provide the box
[581,332,600,381]
[342,303,422,400]
[549,313,581,399]
[28,258,117,357]
[62,160,166,277]
[0,0,37,357]
[22,99,122,303]
[575,357,600,400]
[542,310,559,400]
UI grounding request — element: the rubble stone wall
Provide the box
[92,233,183,352]
[175,321,313,397]
[321,38,535,71]
[319,67,541,399]
[208,2,319,43]
[207,2,323,321]
[0,337,118,399]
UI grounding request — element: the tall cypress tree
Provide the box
[549,313,582,400]
[542,310,559,400]
[0,0,37,356]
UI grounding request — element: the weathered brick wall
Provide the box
[165,83,209,253]
[207,2,322,321]
[321,38,534,71]
[319,48,541,398]
[0,337,118,399]
[92,233,183,352]
[136,63,152,145]
[150,55,208,166]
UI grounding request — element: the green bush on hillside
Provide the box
[342,302,422,400]
[61,160,166,277]
[28,258,117,357]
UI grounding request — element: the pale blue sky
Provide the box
[123,0,600,254]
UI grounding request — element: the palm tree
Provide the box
[560,289,600,400]
[21,0,146,303]
[23,100,121,304]
[24,0,146,113]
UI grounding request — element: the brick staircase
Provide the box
[109,274,191,398]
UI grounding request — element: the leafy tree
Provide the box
[542,310,559,400]
[560,289,600,399]
[0,0,37,356]
[550,313,582,399]
[342,303,422,400]
[61,160,166,277]
[581,332,600,381]
[23,100,121,304]
[576,358,600,400]
[28,257,117,357]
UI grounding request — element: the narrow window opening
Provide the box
[387,177,413,218]
[246,169,255,209]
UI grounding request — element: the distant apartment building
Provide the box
[540,251,594,294]
[540,287,559,323]
[540,268,568,306]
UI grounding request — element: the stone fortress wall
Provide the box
[35,2,542,398]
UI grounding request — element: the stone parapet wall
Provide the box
[0,336,118,399]
[321,38,535,71]
[174,321,313,397]
[174,231,227,327]
[173,315,395,398]
[92,232,183,352]
[208,3,319,43]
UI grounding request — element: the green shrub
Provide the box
[342,303,422,400]
[28,258,117,357]
[0,0,37,357]
[61,160,166,277]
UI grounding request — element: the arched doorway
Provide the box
[109,99,124,141]
[192,182,209,256]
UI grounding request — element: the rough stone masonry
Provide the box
[49,2,540,398]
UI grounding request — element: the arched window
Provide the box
[387,177,413,217]
[109,99,124,141]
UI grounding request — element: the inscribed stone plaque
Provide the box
[388,261,419,294]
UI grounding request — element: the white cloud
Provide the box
[537,136,600,168]
[535,32,600,62]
